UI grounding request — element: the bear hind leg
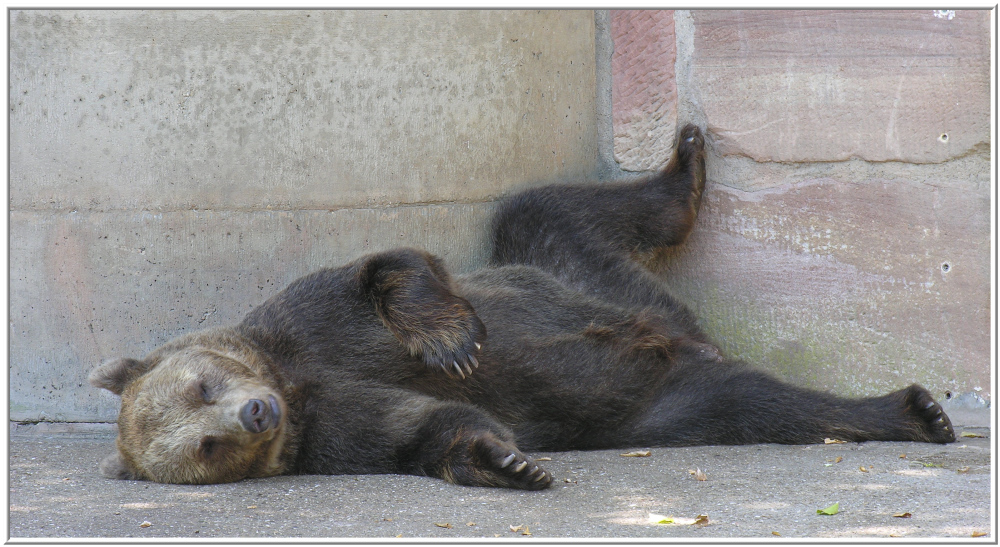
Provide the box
[644,123,708,250]
[624,366,956,446]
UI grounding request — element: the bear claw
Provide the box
[427,343,481,380]
[472,437,551,489]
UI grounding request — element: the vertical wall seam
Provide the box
[673,10,707,132]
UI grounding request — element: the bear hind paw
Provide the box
[904,384,956,443]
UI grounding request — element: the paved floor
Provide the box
[8,408,993,540]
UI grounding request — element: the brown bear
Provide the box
[89,125,955,490]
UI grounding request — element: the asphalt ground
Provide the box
[7,407,993,541]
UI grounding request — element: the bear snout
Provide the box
[238,395,281,434]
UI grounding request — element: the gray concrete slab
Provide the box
[8,408,992,540]
[10,10,599,211]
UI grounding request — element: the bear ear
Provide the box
[88,357,149,395]
[99,451,143,481]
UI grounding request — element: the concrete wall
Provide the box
[10,10,601,422]
[9,9,992,424]
[612,9,992,404]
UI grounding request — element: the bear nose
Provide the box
[239,398,275,434]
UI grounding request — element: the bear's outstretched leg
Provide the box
[489,124,708,333]
[624,362,956,446]
[292,384,552,489]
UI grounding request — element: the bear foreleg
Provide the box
[398,402,552,490]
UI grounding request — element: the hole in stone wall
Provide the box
[938,133,950,143]
[945,391,953,400]
[941,262,951,273]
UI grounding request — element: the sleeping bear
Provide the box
[89,125,955,490]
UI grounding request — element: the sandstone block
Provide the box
[611,10,677,171]
[654,177,990,398]
[691,10,990,164]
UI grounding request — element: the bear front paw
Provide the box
[494,450,551,489]
[358,248,487,380]
[467,434,552,490]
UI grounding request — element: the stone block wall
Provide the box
[612,9,991,403]
[8,9,991,424]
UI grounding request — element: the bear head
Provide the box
[88,328,292,484]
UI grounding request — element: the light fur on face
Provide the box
[114,343,290,484]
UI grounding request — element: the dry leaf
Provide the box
[834,456,843,463]
[688,468,707,481]
[957,466,971,474]
[899,454,906,459]
[961,432,985,438]
[889,533,902,537]
[649,513,675,525]
[892,512,912,518]
[434,522,453,529]
[824,438,846,444]
[466,522,476,527]
[509,524,531,535]
[396,534,403,538]
[246,505,257,509]
[621,450,651,457]
[817,502,839,515]
[859,466,869,472]
[972,531,988,537]
[139,521,152,528]
[772,531,781,537]
[536,457,552,461]
[649,513,708,526]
